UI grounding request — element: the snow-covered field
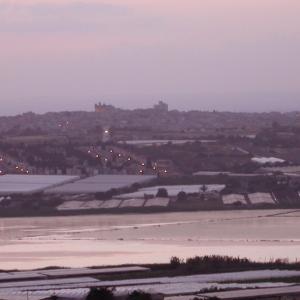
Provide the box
[222,194,247,205]
[100,199,122,209]
[2,210,300,269]
[57,201,85,210]
[252,157,285,164]
[57,199,132,210]
[144,198,170,207]
[248,193,275,205]
[117,282,294,295]
[93,269,300,287]
[78,200,104,209]
[120,199,145,208]
[1,282,293,300]
[0,269,299,299]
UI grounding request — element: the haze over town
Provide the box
[1,0,300,115]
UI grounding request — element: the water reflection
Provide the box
[0,210,299,270]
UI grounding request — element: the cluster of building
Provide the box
[1,103,300,213]
[1,103,300,139]
[0,141,182,177]
[1,172,300,216]
[2,102,300,179]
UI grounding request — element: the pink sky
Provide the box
[1,0,300,114]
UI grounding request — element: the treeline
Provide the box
[167,255,300,274]
[48,288,154,300]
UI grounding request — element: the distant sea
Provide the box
[0,209,300,270]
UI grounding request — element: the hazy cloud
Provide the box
[0,0,300,115]
[20,2,128,16]
[0,1,129,15]
[0,1,140,33]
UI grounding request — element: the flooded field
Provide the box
[0,209,300,270]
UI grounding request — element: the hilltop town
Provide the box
[1,103,300,215]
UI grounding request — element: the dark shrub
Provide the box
[170,256,182,268]
[177,191,187,202]
[86,287,115,300]
[127,290,152,300]
[156,188,168,198]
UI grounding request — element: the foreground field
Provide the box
[1,257,300,299]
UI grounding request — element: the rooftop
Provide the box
[46,175,156,194]
[0,175,79,195]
